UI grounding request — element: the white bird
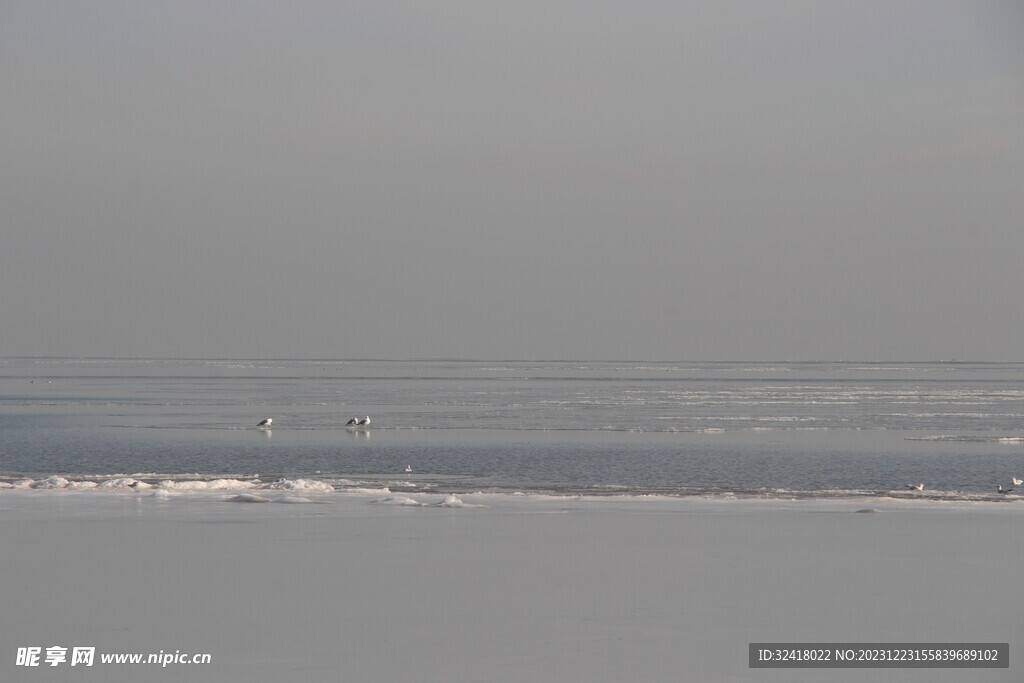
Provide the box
[345,417,359,426]
[997,484,1014,495]
[257,418,273,428]
[1012,477,1023,487]
[405,465,413,473]
[905,483,924,491]
[358,416,371,426]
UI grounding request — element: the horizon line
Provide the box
[0,355,1011,365]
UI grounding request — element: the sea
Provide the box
[2,357,1024,501]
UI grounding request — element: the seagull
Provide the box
[405,465,413,473]
[257,418,273,428]
[905,483,924,491]
[358,416,371,426]
[1012,477,1023,487]
[345,417,359,426]
[997,484,1014,495]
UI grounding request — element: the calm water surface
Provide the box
[2,358,1024,499]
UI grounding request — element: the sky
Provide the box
[1,1,1022,360]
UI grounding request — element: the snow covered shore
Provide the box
[1,489,1020,682]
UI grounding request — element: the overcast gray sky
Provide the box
[2,1,1022,360]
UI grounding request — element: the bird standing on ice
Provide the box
[905,483,924,491]
[346,417,359,426]
[998,484,1014,494]
[358,416,371,426]
[257,418,273,428]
